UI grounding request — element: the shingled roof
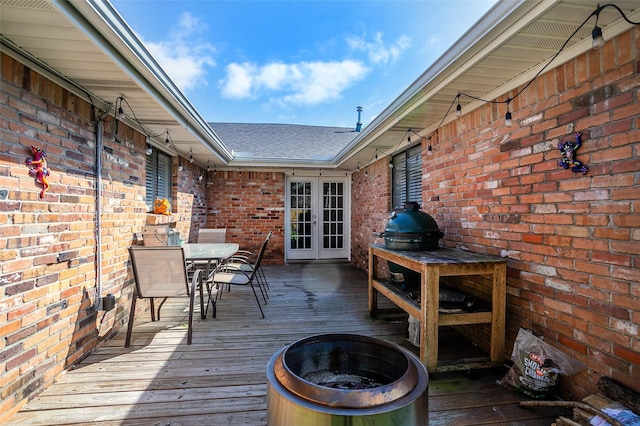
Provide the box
[209,122,359,162]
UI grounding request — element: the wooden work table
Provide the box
[368,244,507,372]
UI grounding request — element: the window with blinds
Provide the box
[145,148,172,211]
[392,145,422,210]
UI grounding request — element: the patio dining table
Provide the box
[182,242,239,318]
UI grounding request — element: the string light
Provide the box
[592,25,605,48]
[505,98,513,127]
[417,4,569,143]
[591,3,639,49]
[113,96,212,174]
[115,96,125,120]
[417,2,640,147]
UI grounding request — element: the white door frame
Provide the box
[285,172,350,262]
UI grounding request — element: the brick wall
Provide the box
[350,159,392,270]
[350,28,639,398]
[205,171,285,264]
[0,53,209,421]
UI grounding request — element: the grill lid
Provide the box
[384,202,441,235]
[385,202,439,234]
[383,202,443,251]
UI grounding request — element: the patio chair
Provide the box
[223,231,272,299]
[126,246,204,347]
[190,228,228,275]
[208,236,269,318]
[197,228,226,243]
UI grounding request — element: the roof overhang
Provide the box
[1,0,638,171]
[334,0,640,170]
[1,0,233,168]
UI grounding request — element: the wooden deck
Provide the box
[10,263,568,425]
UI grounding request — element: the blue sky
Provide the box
[112,0,497,128]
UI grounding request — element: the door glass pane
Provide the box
[322,182,344,249]
[290,181,312,250]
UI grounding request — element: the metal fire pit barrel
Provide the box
[266,334,429,425]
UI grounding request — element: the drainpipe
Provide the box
[355,106,363,132]
[90,115,115,311]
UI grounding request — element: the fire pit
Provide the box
[266,334,428,425]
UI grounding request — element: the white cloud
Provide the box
[220,60,369,106]
[346,32,411,64]
[142,12,216,92]
[221,62,256,99]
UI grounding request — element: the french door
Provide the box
[285,176,350,261]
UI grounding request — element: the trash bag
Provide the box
[498,328,586,399]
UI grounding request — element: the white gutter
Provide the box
[51,0,233,162]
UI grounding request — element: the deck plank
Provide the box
[9,263,568,425]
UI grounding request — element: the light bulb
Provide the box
[505,111,513,127]
[178,164,184,172]
[592,26,605,49]
[198,174,203,181]
[456,103,462,118]
[145,143,152,156]
[116,107,125,120]
[427,145,433,156]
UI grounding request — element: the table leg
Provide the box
[423,265,440,372]
[368,247,378,315]
[198,271,206,319]
[490,263,507,363]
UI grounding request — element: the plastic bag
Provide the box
[153,198,171,215]
[498,328,586,399]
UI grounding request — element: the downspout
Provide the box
[90,114,114,311]
[90,117,104,310]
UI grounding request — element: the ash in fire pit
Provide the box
[303,370,385,390]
